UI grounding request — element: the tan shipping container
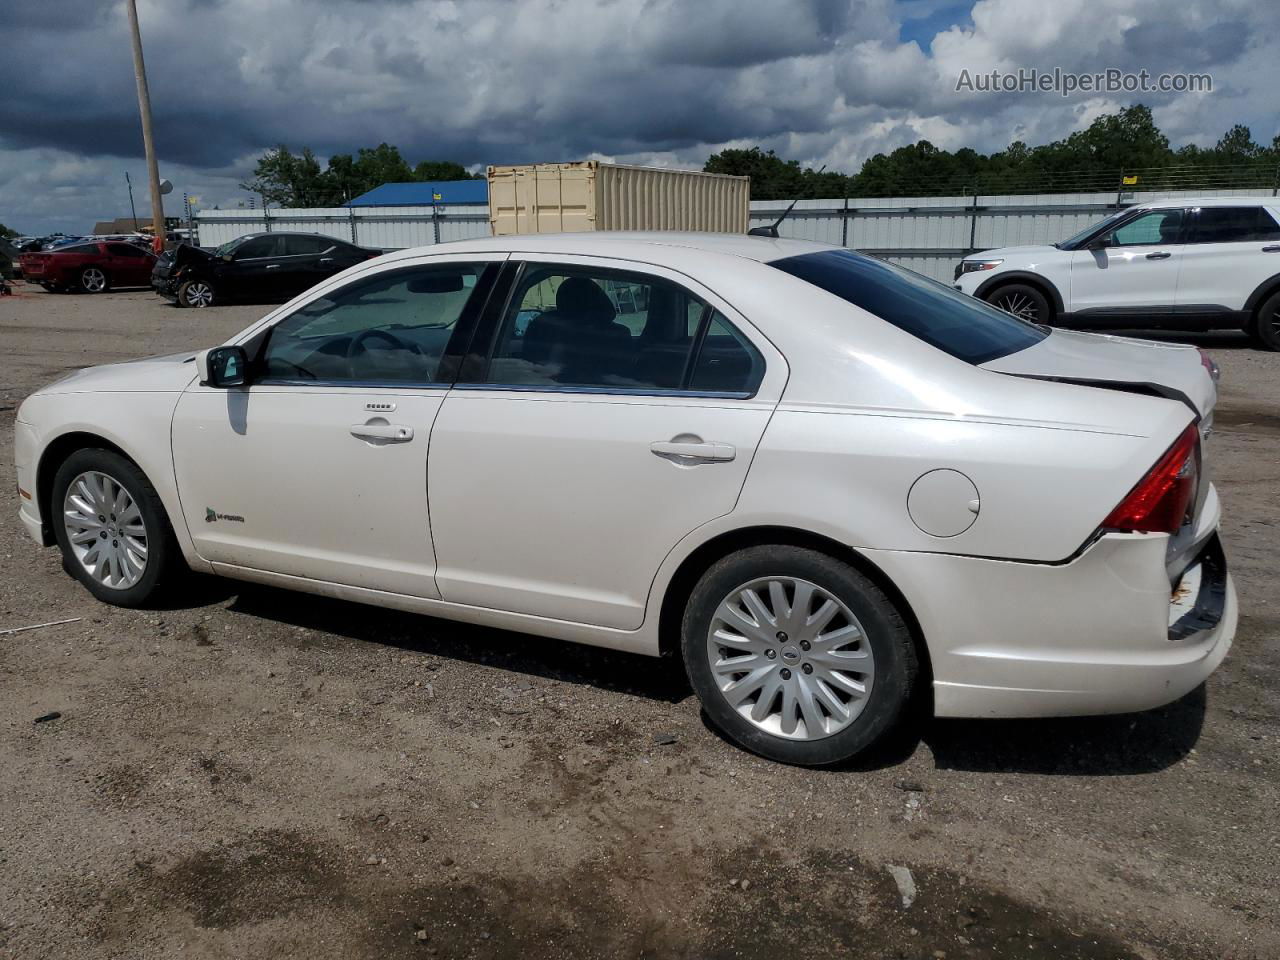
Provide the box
[487,161,749,236]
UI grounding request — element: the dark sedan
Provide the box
[153,232,380,307]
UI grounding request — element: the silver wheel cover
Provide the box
[706,576,874,740]
[63,471,148,589]
[82,268,106,292]
[184,282,213,307]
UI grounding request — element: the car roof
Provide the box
[1135,196,1276,210]
[382,231,835,267]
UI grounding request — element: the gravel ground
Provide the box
[1,282,1277,959]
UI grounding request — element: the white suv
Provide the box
[954,197,1280,349]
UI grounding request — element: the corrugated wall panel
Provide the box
[198,188,1278,280]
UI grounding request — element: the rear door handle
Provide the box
[1263,245,1280,253]
[350,423,414,442]
[650,440,736,462]
[1145,251,1172,260]
[265,263,281,270]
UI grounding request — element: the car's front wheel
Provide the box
[1246,290,1280,351]
[177,278,216,308]
[682,545,918,766]
[51,448,180,607]
[985,282,1051,325]
[78,266,109,294]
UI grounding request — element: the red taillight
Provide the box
[1102,424,1200,534]
[1196,347,1220,383]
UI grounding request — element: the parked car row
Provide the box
[16,231,379,304]
[955,196,1280,350]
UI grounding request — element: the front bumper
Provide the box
[865,487,1235,718]
[14,419,47,544]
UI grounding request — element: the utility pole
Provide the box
[125,171,138,230]
[125,0,165,252]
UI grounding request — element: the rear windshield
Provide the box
[769,249,1047,365]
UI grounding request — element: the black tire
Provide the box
[176,278,216,308]
[77,266,110,294]
[681,545,918,766]
[1246,291,1280,351]
[984,282,1052,325]
[51,448,181,607]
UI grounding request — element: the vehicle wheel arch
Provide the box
[35,431,135,545]
[1243,273,1280,317]
[975,271,1063,318]
[655,524,932,688]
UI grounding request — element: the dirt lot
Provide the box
[1,281,1277,960]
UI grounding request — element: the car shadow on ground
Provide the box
[212,578,694,705]
[162,574,1208,772]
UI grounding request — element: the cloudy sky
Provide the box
[3,0,1276,234]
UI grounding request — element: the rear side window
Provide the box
[481,264,763,394]
[107,243,147,257]
[1186,207,1280,243]
[770,249,1046,365]
[61,244,101,255]
[282,234,334,256]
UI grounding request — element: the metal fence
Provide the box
[195,187,1280,282]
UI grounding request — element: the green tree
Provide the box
[240,145,326,206]
[412,160,481,181]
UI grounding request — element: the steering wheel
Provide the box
[345,329,422,379]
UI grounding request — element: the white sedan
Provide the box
[13,232,1236,766]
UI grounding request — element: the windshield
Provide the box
[213,237,245,257]
[1056,210,1129,250]
[769,249,1047,365]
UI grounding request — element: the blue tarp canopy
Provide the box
[346,181,488,207]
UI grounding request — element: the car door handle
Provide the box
[350,423,414,442]
[1145,251,1171,260]
[319,257,335,265]
[1263,245,1280,253]
[650,440,736,462]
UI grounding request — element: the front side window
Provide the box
[1110,210,1184,246]
[260,264,486,383]
[1186,207,1280,244]
[235,236,281,259]
[482,264,762,394]
[770,249,1046,365]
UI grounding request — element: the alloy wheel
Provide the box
[81,267,107,293]
[62,471,148,589]
[705,576,874,740]
[183,282,213,307]
[994,291,1039,321]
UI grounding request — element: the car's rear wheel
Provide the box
[985,282,1051,325]
[1246,291,1280,351]
[177,279,215,308]
[78,266,109,294]
[51,449,180,607]
[682,545,918,766]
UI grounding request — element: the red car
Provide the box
[20,241,157,294]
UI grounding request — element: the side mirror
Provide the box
[1087,234,1111,250]
[222,253,234,262]
[197,345,249,388]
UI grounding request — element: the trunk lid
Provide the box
[982,328,1216,419]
